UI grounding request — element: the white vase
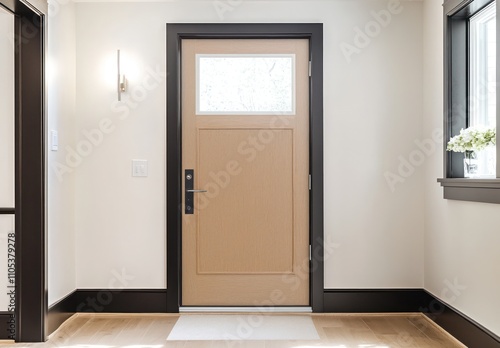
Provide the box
[464,151,478,178]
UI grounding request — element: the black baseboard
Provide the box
[324,289,500,348]
[420,290,500,348]
[324,289,429,312]
[48,291,77,335]
[46,289,167,335]
[74,289,167,313]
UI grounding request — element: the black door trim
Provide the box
[0,0,47,342]
[166,23,324,312]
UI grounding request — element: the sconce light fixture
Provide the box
[117,49,128,101]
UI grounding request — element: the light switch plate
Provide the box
[132,160,148,177]
[51,130,58,151]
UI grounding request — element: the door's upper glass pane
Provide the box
[0,7,15,207]
[196,54,295,115]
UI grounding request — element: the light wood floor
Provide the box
[0,313,466,348]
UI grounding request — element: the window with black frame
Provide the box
[439,0,500,204]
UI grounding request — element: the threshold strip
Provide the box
[179,307,313,313]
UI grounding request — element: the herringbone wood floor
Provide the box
[0,313,465,347]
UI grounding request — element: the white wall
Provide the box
[423,0,500,337]
[47,0,77,306]
[73,0,424,289]
[325,0,424,287]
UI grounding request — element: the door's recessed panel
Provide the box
[197,129,294,274]
[196,54,295,115]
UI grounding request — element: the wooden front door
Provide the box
[181,39,310,306]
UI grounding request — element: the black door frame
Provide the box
[0,0,47,342]
[166,23,324,312]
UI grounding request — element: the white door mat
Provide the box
[167,315,320,341]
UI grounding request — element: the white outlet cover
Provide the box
[132,160,148,177]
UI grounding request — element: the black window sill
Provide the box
[438,178,500,204]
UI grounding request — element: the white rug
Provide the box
[167,315,320,341]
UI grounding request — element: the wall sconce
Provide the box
[117,49,128,101]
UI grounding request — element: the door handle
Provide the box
[185,169,206,214]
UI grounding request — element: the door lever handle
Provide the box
[185,169,204,214]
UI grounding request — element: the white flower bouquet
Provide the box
[447,126,496,154]
[447,126,496,177]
